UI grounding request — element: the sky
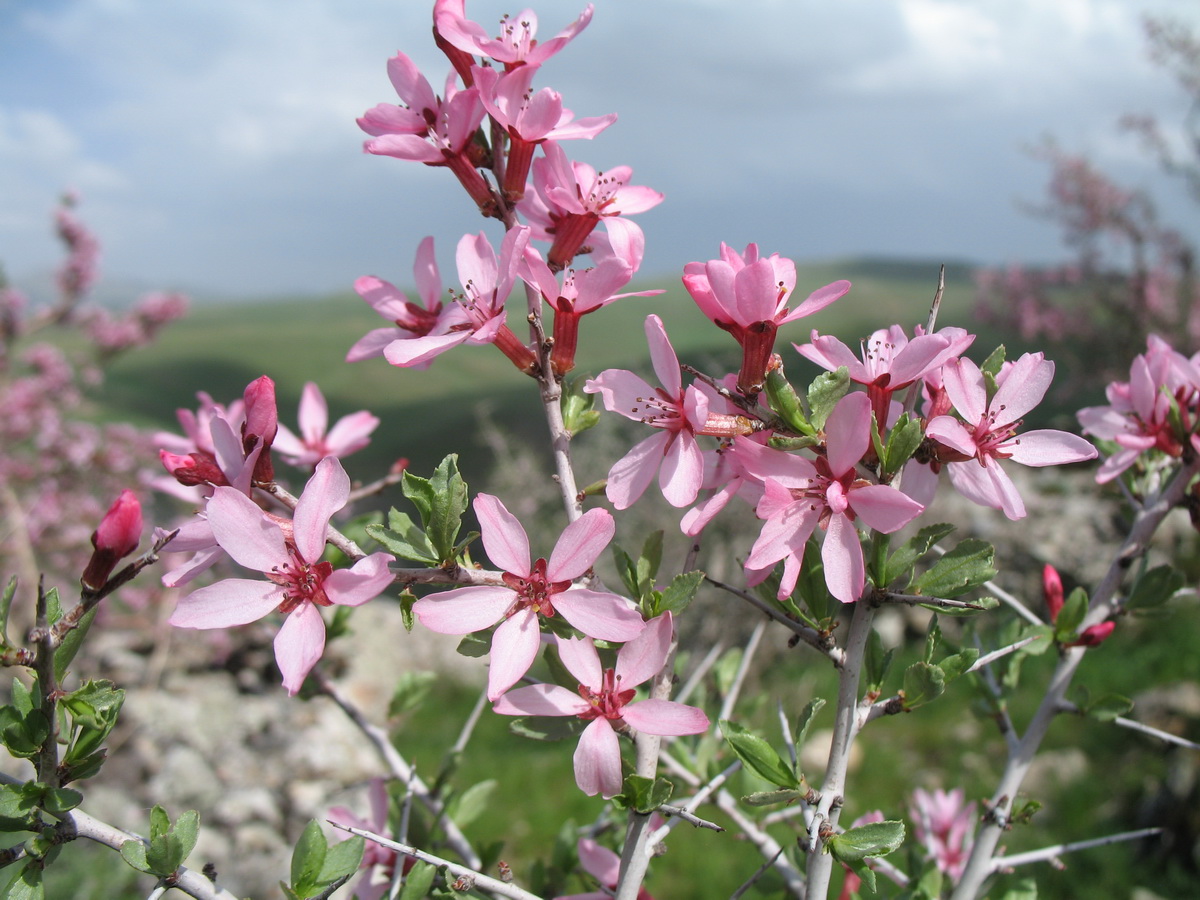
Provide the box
[2,0,1198,301]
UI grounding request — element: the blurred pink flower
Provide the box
[328,778,401,900]
[273,382,380,469]
[910,787,976,883]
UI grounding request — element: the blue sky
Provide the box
[2,0,1198,299]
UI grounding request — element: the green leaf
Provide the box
[366,510,438,565]
[636,532,663,598]
[615,775,673,814]
[938,648,979,684]
[742,789,809,807]
[60,681,125,731]
[120,838,150,873]
[174,810,200,863]
[10,680,33,717]
[406,455,469,562]
[929,595,1000,617]
[923,617,942,664]
[0,576,16,648]
[289,820,328,895]
[53,606,97,683]
[562,378,601,437]
[319,835,365,884]
[880,414,924,478]
[149,805,170,840]
[448,779,496,830]
[980,345,1006,382]
[5,861,45,900]
[793,698,826,752]
[455,633,491,658]
[42,588,62,628]
[388,671,437,717]
[720,720,798,788]
[864,629,894,694]
[398,589,417,632]
[40,788,82,816]
[807,367,850,430]
[398,861,438,900]
[882,523,955,589]
[827,820,905,863]
[902,662,945,710]
[1126,564,1185,610]
[764,368,814,435]
[911,539,996,598]
[998,877,1038,900]
[654,570,704,617]
[1085,693,1134,722]
[1053,586,1089,642]
[0,783,41,827]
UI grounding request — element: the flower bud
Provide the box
[1042,563,1064,621]
[81,490,142,591]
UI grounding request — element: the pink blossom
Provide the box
[349,237,445,367]
[81,490,142,590]
[557,838,654,900]
[434,2,594,75]
[328,779,401,900]
[682,243,849,395]
[168,457,395,695]
[521,245,661,375]
[493,613,708,797]
[413,494,643,700]
[797,325,973,430]
[584,315,710,509]
[909,787,976,883]
[740,392,925,603]
[273,382,380,469]
[471,64,616,201]
[519,141,662,270]
[382,227,536,373]
[925,353,1097,519]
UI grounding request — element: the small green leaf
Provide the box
[289,820,328,895]
[1126,564,1185,610]
[455,633,491,658]
[388,671,437,717]
[320,835,365,884]
[764,368,814,435]
[174,810,200,863]
[148,805,170,840]
[562,378,601,437]
[398,860,438,900]
[807,367,850,430]
[880,414,924,478]
[615,775,673,814]
[1053,587,1089,642]
[611,544,639,599]
[6,860,45,900]
[980,345,1006,381]
[864,629,894,694]
[636,532,663,598]
[508,716,581,742]
[911,539,996,598]
[938,648,980,684]
[0,576,16,648]
[793,698,826,752]
[923,617,942,664]
[742,789,808,807]
[997,877,1038,900]
[10,679,33,717]
[720,720,798,788]
[827,820,905,863]
[40,788,82,816]
[366,511,437,565]
[398,589,416,632]
[902,662,945,710]
[448,780,497,830]
[120,839,150,873]
[655,570,704,617]
[883,523,956,588]
[1085,693,1134,722]
[54,607,97,683]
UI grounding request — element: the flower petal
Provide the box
[475,494,531,577]
[574,718,622,797]
[822,513,865,604]
[492,683,589,717]
[275,601,326,695]
[556,589,644,642]
[548,508,614,581]
[325,552,395,607]
[487,608,541,700]
[169,578,283,628]
[614,612,672,688]
[293,457,350,562]
[556,634,603,689]
[206,487,287,573]
[1005,430,1096,466]
[622,699,709,736]
[412,585,514,634]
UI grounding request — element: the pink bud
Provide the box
[81,490,142,590]
[242,375,278,484]
[1068,621,1116,648]
[159,450,228,487]
[1042,564,1064,622]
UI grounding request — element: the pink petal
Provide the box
[824,393,872,478]
[383,331,470,368]
[487,608,541,700]
[784,279,851,321]
[412,585,514,634]
[275,601,326,695]
[941,358,986,424]
[492,683,588,717]
[622,699,709,736]
[849,484,925,534]
[991,353,1053,427]
[822,513,866,604]
[644,314,682,397]
[555,589,644,642]
[1005,430,1096,466]
[582,368,658,423]
[556,634,602,689]
[614,612,672,688]
[548,508,614,581]
[347,327,404,363]
[293,457,349,562]
[605,431,670,510]
[206,487,287,572]
[924,415,978,458]
[947,460,1026,520]
[324,411,380,457]
[325,553,395,607]
[574,718,622,797]
[297,382,328,444]
[659,432,705,508]
[577,839,621,886]
[169,578,282,628]
[474,494,531,577]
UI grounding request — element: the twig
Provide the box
[391,565,507,587]
[729,846,784,900]
[1056,701,1200,751]
[991,826,1163,870]
[675,640,725,706]
[452,687,491,756]
[779,700,798,770]
[967,635,1043,673]
[347,469,407,504]
[656,804,724,832]
[648,760,741,849]
[309,667,480,869]
[714,789,807,898]
[883,592,991,612]
[705,577,845,667]
[331,823,545,900]
[718,619,766,723]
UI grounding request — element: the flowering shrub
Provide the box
[1,5,1198,900]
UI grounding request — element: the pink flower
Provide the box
[909,787,976,883]
[557,838,654,900]
[924,353,1097,519]
[435,1,594,74]
[584,314,709,509]
[413,494,644,700]
[81,490,142,590]
[382,227,536,373]
[797,325,973,430]
[521,245,661,375]
[519,141,663,270]
[328,779,402,900]
[471,64,616,201]
[349,236,445,366]
[273,382,380,469]
[493,613,708,797]
[682,242,849,394]
[168,457,395,695]
[741,392,925,603]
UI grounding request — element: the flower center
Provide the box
[270,550,334,613]
[577,668,637,721]
[501,557,570,618]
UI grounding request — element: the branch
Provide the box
[330,823,544,900]
[1056,701,1200,751]
[705,577,845,667]
[883,592,992,612]
[991,826,1163,870]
